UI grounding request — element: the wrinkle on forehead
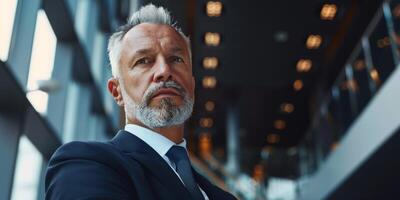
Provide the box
[119,23,189,67]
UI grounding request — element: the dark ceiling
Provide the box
[142,0,384,178]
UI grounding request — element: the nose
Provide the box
[153,56,173,82]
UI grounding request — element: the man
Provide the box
[45,4,237,200]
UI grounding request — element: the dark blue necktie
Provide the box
[166,145,205,200]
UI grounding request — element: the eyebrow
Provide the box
[127,48,155,67]
[170,47,185,55]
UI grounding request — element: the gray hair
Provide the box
[107,4,191,76]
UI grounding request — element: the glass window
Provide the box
[389,0,400,59]
[75,0,90,41]
[26,10,57,114]
[10,136,43,200]
[368,14,397,86]
[351,50,374,115]
[0,0,19,61]
[91,31,106,84]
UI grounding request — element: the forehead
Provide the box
[121,23,187,52]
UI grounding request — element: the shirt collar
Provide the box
[124,124,187,157]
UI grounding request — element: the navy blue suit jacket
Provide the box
[45,130,237,200]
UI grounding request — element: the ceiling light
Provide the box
[274,120,286,130]
[206,1,222,17]
[267,134,280,144]
[280,103,295,114]
[369,68,380,84]
[203,57,218,69]
[205,32,220,46]
[200,117,214,128]
[306,34,322,49]
[293,79,304,91]
[296,59,312,72]
[321,4,337,20]
[205,101,215,111]
[202,76,217,88]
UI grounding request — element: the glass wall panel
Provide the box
[10,136,43,200]
[368,15,397,87]
[0,0,19,61]
[298,3,400,177]
[26,10,57,114]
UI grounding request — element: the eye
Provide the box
[135,57,152,66]
[171,56,184,63]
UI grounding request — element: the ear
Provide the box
[107,78,124,106]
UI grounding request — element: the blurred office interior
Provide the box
[0,0,400,199]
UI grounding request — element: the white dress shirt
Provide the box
[125,124,209,200]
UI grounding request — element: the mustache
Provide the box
[143,81,186,103]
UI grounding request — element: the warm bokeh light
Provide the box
[203,57,218,69]
[262,146,273,154]
[0,0,19,61]
[26,10,57,114]
[205,32,220,46]
[274,120,286,130]
[393,4,400,18]
[341,79,358,92]
[369,68,381,85]
[203,76,217,88]
[296,59,312,72]
[306,34,322,49]
[200,117,214,128]
[281,103,295,114]
[353,59,366,71]
[331,142,339,151]
[377,36,390,48]
[205,101,215,112]
[267,134,280,144]
[252,164,265,182]
[321,4,337,20]
[293,79,304,91]
[199,132,212,158]
[206,1,222,17]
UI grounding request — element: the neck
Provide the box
[152,125,185,144]
[128,119,185,144]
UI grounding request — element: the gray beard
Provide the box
[130,81,194,128]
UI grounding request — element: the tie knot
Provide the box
[166,145,188,163]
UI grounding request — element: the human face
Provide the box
[108,23,195,126]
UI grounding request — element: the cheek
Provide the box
[184,74,195,96]
[175,67,194,92]
[122,75,146,101]
[183,79,195,99]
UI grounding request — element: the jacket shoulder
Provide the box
[45,141,138,199]
[49,141,121,163]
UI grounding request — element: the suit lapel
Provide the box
[111,130,192,199]
[193,170,217,198]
